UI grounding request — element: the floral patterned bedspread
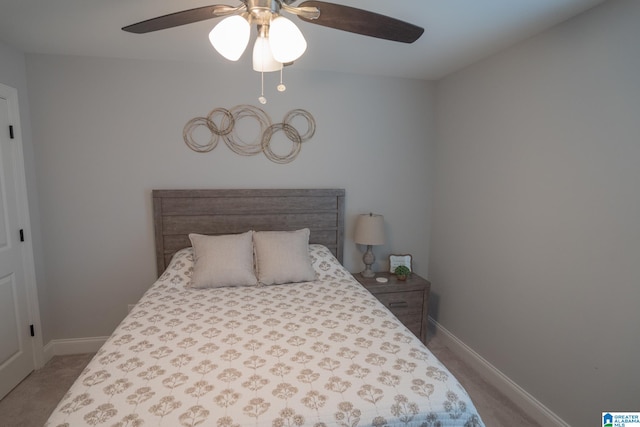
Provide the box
[46,245,484,427]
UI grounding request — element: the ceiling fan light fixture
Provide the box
[252,30,282,72]
[209,15,250,61]
[123,0,423,102]
[269,16,307,63]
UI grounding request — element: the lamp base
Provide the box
[361,267,375,278]
[361,245,376,278]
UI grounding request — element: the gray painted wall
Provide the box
[24,54,434,341]
[431,1,640,425]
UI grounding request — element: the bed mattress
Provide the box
[45,245,484,427]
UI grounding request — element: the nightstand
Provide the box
[354,271,430,344]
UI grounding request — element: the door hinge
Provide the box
[30,324,35,337]
[9,125,14,139]
[19,229,25,242]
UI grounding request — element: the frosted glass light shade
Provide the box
[253,35,282,72]
[269,16,307,63]
[209,15,250,61]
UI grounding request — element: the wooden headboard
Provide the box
[152,189,345,276]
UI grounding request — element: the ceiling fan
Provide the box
[123,0,424,102]
[122,0,424,43]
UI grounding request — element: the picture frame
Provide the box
[389,254,412,273]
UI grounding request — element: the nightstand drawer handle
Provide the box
[389,301,409,308]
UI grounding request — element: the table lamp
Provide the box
[354,213,385,278]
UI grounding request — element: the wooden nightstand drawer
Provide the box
[374,290,423,315]
[353,272,430,344]
[398,315,423,338]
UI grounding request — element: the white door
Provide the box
[0,84,38,399]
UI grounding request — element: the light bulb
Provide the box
[209,15,250,61]
[269,16,307,63]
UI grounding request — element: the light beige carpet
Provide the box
[0,333,541,427]
[0,353,94,427]
[427,333,542,426]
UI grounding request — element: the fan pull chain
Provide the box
[258,70,267,104]
[277,67,286,92]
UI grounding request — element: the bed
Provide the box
[45,189,484,427]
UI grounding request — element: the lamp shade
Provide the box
[354,213,385,246]
[269,16,307,63]
[209,15,250,61]
[253,34,282,72]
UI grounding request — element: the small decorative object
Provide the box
[394,265,411,281]
[354,213,385,278]
[389,254,412,273]
[183,105,315,164]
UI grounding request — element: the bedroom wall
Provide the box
[431,0,640,425]
[0,42,50,345]
[24,54,434,341]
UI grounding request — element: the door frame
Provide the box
[1,82,44,369]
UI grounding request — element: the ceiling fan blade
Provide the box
[297,1,423,43]
[122,4,246,34]
[281,3,320,20]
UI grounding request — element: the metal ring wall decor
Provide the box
[183,105,315,164]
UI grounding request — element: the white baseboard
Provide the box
[42,336,108,363]
[429,317,570,427]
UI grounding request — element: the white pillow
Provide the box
[254,228,317,285]
[188,231,258,288]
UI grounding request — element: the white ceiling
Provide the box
[0,0,606,80]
